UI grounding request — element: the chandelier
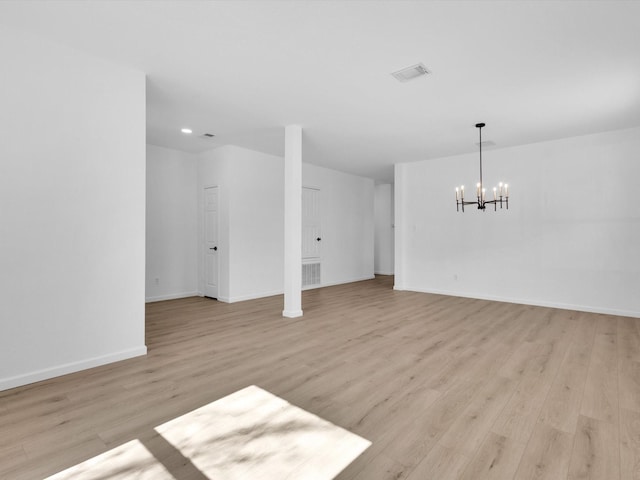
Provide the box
[455,123,509,212]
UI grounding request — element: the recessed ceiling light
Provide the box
[181,128,193,134]
[391,63,430,82]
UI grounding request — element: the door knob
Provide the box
[210,247,218,251]
[316,237,321,241]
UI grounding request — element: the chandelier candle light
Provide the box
[455,123,509,212]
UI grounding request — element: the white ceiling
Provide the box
[2,1,640,182]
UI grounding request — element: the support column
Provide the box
[283,125,303,318]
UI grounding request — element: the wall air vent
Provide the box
[391,63,429,82]
[200,133,216,139]
[302,262,321,288]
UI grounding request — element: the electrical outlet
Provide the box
[154,277,159,285]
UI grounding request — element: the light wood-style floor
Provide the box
[1,276,639,479]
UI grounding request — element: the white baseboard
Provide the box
[304,275,376,291]
[374,271,394,276]
[221,277,377,301]
[223,289,284,303]
[0,346,147,392]
[329,275,376,286]
[145,291,199,303]
[396,285,640,318]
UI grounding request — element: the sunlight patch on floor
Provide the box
[156,385,371,479]
[46,385,371,479]
[46,439,173,480]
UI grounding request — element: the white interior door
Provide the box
[204,186,219,299]
[302,187,321,287]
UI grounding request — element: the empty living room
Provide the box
[1,1,639,479]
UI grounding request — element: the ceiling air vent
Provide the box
[391,63,429,82]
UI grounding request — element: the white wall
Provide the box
[395,126,640,318]
[146,145,198,301]
[374,184,394,275]
[303,164,375,287]
[0,28,147,391]
[226,146,285,302]
[198,145,375,302]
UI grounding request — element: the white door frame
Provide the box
[302,185,321,289]
[203,185,220,299]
